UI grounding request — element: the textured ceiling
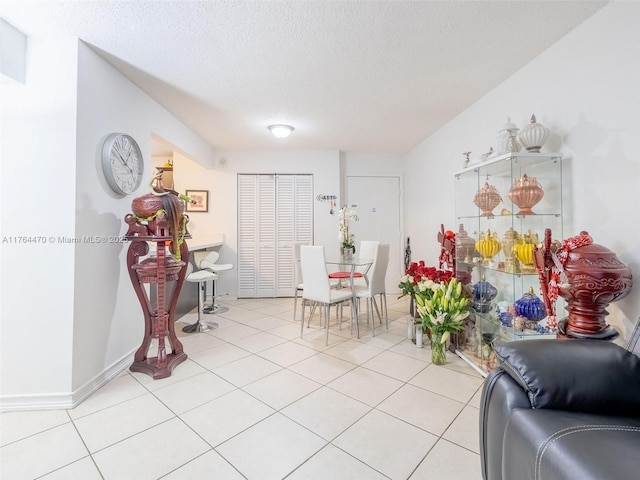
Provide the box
[2,1,608,154]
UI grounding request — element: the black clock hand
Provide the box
[114,150,134,175]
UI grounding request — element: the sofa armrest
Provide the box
[480,368,531,480]
[495,339,640,415]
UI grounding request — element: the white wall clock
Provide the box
[101,133,144,195]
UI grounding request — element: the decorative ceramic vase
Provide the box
[513,242,536,273]
[517,114,549,153]
[558,231,633,340]
[496,117,521,154]
[514,287,547,322]
[499,311,514,327]
[475,230,501,266]
[132,194,179,219]
[456,223,477,263]
[501,228,520,272]
[472,277,498,313]
[430,332,446,365]
[131,193,186,239]
[473,182,502,217]
[508,174,544,215]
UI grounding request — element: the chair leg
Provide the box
[182,281,218,333]
[369,298,375,337]
[307,302,320,327]
[353,300,359,339]
[300,298,306,338]
[372,296,382,324]
[349,301,354,336]
[382,294,389,330]
[325,304,331,346]
[211,277,229,314]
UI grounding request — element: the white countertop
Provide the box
[187,233,224,251]
[147,233,224,253]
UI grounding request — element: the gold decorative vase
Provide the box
[473,182,502,217]
[508,174,544,215]
[501,228,520,273]
[513,242,536,273]
[475,230,501,266]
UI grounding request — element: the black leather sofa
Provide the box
[479,334,640,480]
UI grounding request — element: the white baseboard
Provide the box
[0,348,135,412]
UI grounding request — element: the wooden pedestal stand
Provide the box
[124,201,189,379]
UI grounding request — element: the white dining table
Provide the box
[325,256,374,336]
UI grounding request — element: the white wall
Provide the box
[405,1,640,339]
[0,19,26,83]
[0,37,217,409]
[1,34,78,406]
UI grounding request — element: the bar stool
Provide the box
[195,251,233,314]
[182,263,219,333]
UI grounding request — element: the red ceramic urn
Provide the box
[558,231,632,340]
[131,194,185,238]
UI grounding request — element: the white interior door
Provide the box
[347,175,402,294]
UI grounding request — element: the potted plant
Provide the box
[338,205,358,258]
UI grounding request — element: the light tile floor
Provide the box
[1,296,485,480]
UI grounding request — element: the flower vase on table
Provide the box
[341,246,354,261]
[338,205,358,261]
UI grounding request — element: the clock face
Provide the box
[101,133,144,195]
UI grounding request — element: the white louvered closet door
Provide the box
[238,174,313,298]
[238,175,259,298]
[257,175,276,296]
[275,175,313,296]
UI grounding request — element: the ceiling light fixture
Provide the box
[268,124,294,138]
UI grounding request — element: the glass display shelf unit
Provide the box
[453,152,564,376]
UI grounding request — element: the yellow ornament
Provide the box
[475,230,501,266]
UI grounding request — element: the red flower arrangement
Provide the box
[399,261,454,298]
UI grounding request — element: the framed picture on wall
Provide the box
[185,189,209,212]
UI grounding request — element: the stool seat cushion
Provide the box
[328,271,363,279]
[200,260,234,272]
[186,270,218,282]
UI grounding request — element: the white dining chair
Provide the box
[354,243,389,336]
[352,240,380,287]
[300,245,355,345]
[293,241,307,321]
